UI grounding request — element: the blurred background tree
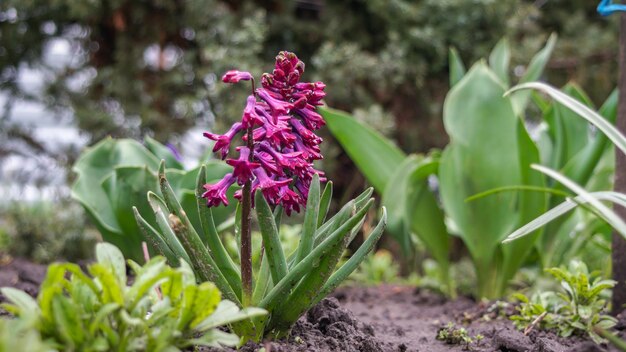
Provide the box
[0,0,619,260]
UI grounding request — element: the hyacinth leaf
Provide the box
[133,207,179,265]
[321,107,406,192]
[147,192,191,264]
[196,165,242,295]
[488,37,511,86]
[144,136,184,170]
[318,181,333,227]
[273,205,283,228]
[252,252,272,306]
[255,191,288,283]
[449,47,466,87]
[156,161,240,305]
[313,200,355,247]
[259,198,374,313]
[268,215,351,334]
[313,187,372,246]
[293,173,321,266]
[511,33,556,115]
[313,207,387,305]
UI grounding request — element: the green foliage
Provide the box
[436,322,484,349]
[326,36,617,299]
[348,250,401,286]
[71,137,234,262]
[0,318,52,352]
[0,200,98,263]
[1,242,266,351]
[133,161,387,340]
[510,261,616,344]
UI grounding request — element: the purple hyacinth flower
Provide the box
[222,70,253,83]
[226,147,260,185]
[257,88,293,115]
[203,122,243,159]
[242,95,263,129]
[203,173,237,207]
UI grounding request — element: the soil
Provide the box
[1,256,624,352]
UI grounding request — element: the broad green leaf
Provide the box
[511,33,557,115]
[488,38,510,86]
[439,62,522,298]
[499,118,547,290]
[321,107,406,192]
[144,136,184,170]
[448,47,466,86]
[382,155,421,256]
[194,300,267,331]
[405,158,449,278]
[0,287,39,316]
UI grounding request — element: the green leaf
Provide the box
[318,182,333,227]
[196,165,242,297]
[314,208,387,305]
[448,47,466,86]
[255,191,288,283]
[194,300,267,331]
[488,38,510,86]
[260,199,374,312]
[96,242,127,286]
[133,207,179,265]
[144,136,184,170]
[0,287,39,317]
[321,107,406,192]
[439,62,521,297]
[293,174,321,265]
[147,192,191,264]
[511,33,557,115]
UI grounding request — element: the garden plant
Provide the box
[133,51,387,340]
[1,243,266,351]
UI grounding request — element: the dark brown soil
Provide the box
[1,257,623,352]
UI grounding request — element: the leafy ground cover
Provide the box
[2,257,623,352]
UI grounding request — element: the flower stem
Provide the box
[240,78,257,306]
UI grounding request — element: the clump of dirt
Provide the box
[1,257,624,352]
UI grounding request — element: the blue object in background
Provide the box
[598,0,626,16]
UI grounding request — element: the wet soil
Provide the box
[1,257,624,351]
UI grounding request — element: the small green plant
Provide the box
[348,250,401,285]
[0,318,52,352]
[436,322,484,350]
[1,243,266,351]
[133,52,387,341]
[510,260,616,344]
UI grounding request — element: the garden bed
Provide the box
[0,257,622,352]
